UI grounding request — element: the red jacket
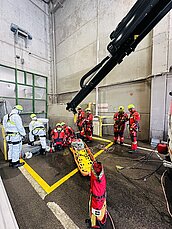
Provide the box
[51,128,65,144]
[77,110,85,127]
[114,112,128,126]
[90,162,106,210]
[63,125,74,138]
[129,110,140,131]
[85,113,93,127]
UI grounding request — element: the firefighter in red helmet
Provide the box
[76,106,85,139]
[128,104,140,153]
[85,108,93,142]
[113,106,128,144]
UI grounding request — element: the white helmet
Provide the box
[24,152,32,159]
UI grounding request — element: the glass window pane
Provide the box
[35,75,46,87]
[0,66,15,82]
[35,88,46,99]
[18,99,32,112]
[20,114,31,127]
[26,73,33,85]
[0,99,15,123]
[18,85,33,98]
[36,113,46,118]
[35,100,46,113]
[5,99,16,111]
[0,82,16,97]
[17,71,25,84]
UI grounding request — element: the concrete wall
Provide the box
[0,0,171,141]
[150,11,172,142]
[53,0,152,93]
[0,0,50,77]
[48,103,78,131]
[150,74,172,142]
[48,0,153,140]
[39,0,170,142]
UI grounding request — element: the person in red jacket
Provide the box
[113,106,128,144]
[61,122,75,146]
[85,108,93,142]
[128,104,140,153]
[89,160,107,228]
[51,123,65,151]
[76,106,85,139]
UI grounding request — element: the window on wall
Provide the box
[17,71,25,84]
[26,73,33,85]
[0,66,15,82]
[34,75,47,120]
[0,64,47,126]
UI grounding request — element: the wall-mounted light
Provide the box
[10,23,32,48]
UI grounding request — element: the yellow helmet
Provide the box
[77,106,81,110]
[13,105,23,111]
[56,122,61,127]
[118,106,124,112]
[128,104,135,110]
[85,108,91,112]
[61,122,66,126]
[30,113,37,119]
[57,127,62,131]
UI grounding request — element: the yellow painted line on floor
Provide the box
[20,159,50,193]
[92,136,112,143]
[94,141,114,158]
[49,168,79,193]
[21,158,79,194]
[20,137,113,194]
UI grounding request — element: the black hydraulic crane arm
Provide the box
[66,0,172,113]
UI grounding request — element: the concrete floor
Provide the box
[0,138,172,229]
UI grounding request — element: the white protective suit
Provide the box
[3,109,26,163]
[29,118,46,149]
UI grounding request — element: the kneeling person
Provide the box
[29,114,46,154]
[51,123,65,151]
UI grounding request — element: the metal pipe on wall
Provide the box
[49,2,57,104]
[52,13,57,103]
[49,0,65,103]
[49,11,54,103]
[95,0,100,116]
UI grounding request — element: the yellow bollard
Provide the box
[0,124,7,160]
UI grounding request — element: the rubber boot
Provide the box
[8,159,12,167]
[114,136,118,144]
[128,143,137,153]
[120,137,124,145]
[12,160,25,168]
[128,150,136,154]
[40,148,46,155]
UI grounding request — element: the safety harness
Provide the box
[6,114,19,136]
[7,140,21,145]
[6,114,21,144]
[31,120,46,137]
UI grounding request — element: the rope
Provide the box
[161,170,172,219]
[107,211,116,229]
[117,162,163,181]
[118,170,172,224]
